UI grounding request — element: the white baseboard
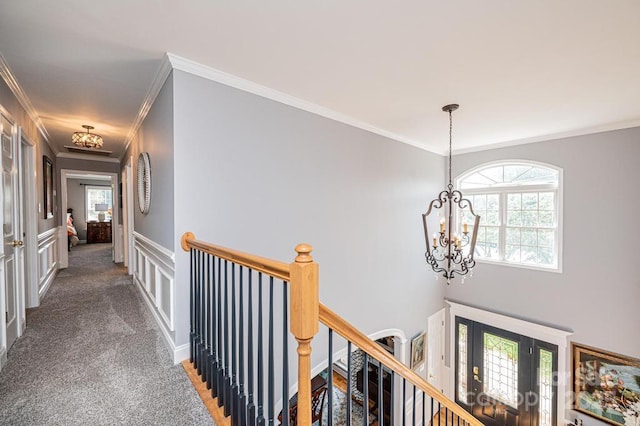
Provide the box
[0,347,6,372]
[39,268,57,300]
[134,276,185,364]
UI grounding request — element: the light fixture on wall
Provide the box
[422,104,480,284]
[95,203,109,222]
[72,125,103,148]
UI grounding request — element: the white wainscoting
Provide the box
[132,232,182,363]
[37,227,60,300]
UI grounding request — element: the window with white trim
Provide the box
[457,161,562,270]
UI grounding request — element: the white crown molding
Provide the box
[120,54,173,162]
[56,152,120,163]
[0,50,54,153]
[452,118,640,156]
[165,53,435,155]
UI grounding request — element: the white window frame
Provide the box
[85,185,113,222]
[456,160,563,273]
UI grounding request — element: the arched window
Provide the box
[457,161,562,271]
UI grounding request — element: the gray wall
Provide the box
[66,178,112,241]
[172,70,446,369]
[447,127,640,361]
[0,77,57,235]
[122,72,174,250]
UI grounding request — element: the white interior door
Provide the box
[427,308,446,393]
[1,113,21,350]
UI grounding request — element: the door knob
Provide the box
[12,240,23,247]
[474,374,482,383]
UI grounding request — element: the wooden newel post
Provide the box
[289,243,319,426]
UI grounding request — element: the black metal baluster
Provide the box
[412,384,416,426]
[247,270,256,425]
[281,282,289,426]
[402,378,406,426]
[327,329,334,426]
[363,353,369,426]
[437,402,441,426]
[216,257,223,403]
[231,263,238,424]
[205,254,212,389]
[239,266,247,426]
[196,249,202,374]
[267,276,275,426]
[346,342,352,426]
[377,362,383,426]
[390,369,395,425]
[422,391,425,426]
[190,248,195,363]
[256,273,265,426]
[208,254,217,393]
[201,251,208,383]
[430,397,434,426]
[223,260,231,416]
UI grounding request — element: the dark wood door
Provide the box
[455,318,558,426]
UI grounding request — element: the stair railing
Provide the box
[181,232,482,426]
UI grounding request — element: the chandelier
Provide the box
[422,104,480,284]
[72,125,103,148]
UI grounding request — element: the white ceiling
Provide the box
[1,1,639,158]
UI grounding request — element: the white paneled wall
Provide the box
[132,232,181,361]
[37,227,59,300]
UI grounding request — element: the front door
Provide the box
[455,317,558,426]
[1,113,21,350]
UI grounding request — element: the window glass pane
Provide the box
[522,193,538,210]
[483,333,519,408]
[506,228,520,245]
[539,192,554,210]
[539,349,554,426]
[539,211,554,227]
[506,245,521,262]
[538,247,554,265]
[522,246,537,264]
[458,324,468,404]
[538,230,554,247]
[521,229,537,246]
[503,165,533,182]
[479,166,504,184]
[486,194,499,210]
[507,211,522,226]
[507,193,521,210]
[523,211,538,227]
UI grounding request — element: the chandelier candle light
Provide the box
[422,104,480,284]
[72,124,103,149]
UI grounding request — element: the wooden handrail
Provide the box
[181,232,291,281]
[320,303,483,426]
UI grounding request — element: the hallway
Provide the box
[0,244,213,425]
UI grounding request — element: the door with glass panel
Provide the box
[455,317,558,426]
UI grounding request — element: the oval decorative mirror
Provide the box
[137,152,151,214]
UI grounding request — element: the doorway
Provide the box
[60,169,122,269]
[455,317,558,426]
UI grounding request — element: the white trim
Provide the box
[18,129,39,309]
[120,54,173,162]
[133,276,185,364]
[0,51,52,150]
[133,231,175,267]
[37,227,60,300]
[56,152,119,163]
[455,159,564,273]
[0,346,6,372]
[165,53,434,155]
[452,118,640,156]
[446,300,573,426]
[124,157,134,275]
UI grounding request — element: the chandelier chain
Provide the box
[448,108,453,190]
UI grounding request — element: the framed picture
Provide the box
[410,332,426,370]
[572,342,640,425]
[43,155,54,219]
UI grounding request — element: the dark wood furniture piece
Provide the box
[87,221,112,244]
[278,374,328,425]
[356,363,392,425]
